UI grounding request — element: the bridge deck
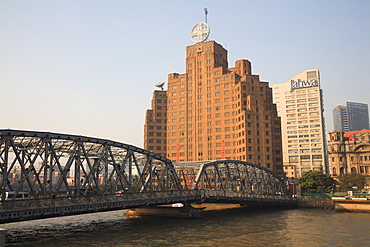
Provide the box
[0,190,297,223]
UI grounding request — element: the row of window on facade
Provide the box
[286,107,319,113]
[287,131,321,136]
[148,133,166,137]
[286,112,320,117]
[149,121,274,131]
[147,125,166,130]
[167,113,271,123]
[287,88,319,94]
[166,98,237,110]
[289,155,323,160]
[287,135,322,140]
[187,46,213,56]
[164,136,277,143]
[167,150,278,160]
[147,146,163,151]
[168,97,268,113]
[285,102,319,108]
[332,166,370,176]
[168,80,259,95]
[288,144,322,148]
[285,98,319,104]
[169,74,236,85]
[330,145,369,152]
[274,87,318,93]
[330,135,370,142]
[285,94,319,99]
[287,119,320,125]
[169,92,264,102]
[332,156,370,162]
[165,124,273,134]
[186,68,232,77]
[165,144,279,153]
[162,128,280,142]
[187,60,213,67]
[288,149,323,153]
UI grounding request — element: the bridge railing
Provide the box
[0,190,202,212]
[203,189,295,202]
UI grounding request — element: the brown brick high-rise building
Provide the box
[144,24,283,175]
[144,90,167,158]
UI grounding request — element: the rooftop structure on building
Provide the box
[144,21,283,176]
[272,69,329,183]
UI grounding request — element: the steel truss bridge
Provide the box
[0,129,296,223]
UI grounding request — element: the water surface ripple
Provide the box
[2,208,370,246]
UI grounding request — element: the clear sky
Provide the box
[1,0,369,147]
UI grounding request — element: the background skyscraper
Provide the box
[333,102,370,132]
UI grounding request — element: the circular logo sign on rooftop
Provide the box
[190,22,210,43]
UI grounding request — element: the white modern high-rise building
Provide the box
[273,69,329,183]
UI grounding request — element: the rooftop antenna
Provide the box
[204,8,208,23]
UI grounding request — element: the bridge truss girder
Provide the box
[0,130,183,201]
[192,160,285,195]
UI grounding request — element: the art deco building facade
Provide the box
[328,129,370,176]
[143,90,167,158]
[144,40,283,175]
[272,69,329,182]
[333,102,370,132]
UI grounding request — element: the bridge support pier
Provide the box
[0,228,7,247]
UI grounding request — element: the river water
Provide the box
[2,207,370,246]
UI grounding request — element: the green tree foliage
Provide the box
[338,173,368,191]
[298,170,336,191]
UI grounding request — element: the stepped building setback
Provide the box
[144,22,283,176]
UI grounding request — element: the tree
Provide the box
[298,170,336,191]
[338,173,368,191]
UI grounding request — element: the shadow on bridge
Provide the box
[0,129,296,223]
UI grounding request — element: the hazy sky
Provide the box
[1,0,369,147]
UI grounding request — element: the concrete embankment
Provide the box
[298,196,335,210]
[332,198,370,213]
[193,203,243,211]
[298,196,370,213]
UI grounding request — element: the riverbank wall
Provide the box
[299,196,370,213]
[298,196,334,209]
[332,198,370,213]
